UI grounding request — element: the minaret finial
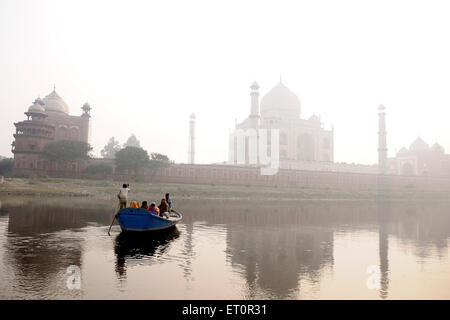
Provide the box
[53,84,56,91]
[279,73,282,84]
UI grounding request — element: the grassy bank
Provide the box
[1,177,450,201]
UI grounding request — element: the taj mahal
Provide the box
[228,80,334,169]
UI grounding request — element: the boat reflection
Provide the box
[114,228,181,279]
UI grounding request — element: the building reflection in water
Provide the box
[4,200,86,298]
[114,229,180,279]
[1,196,450,299]
[377,195,390,299]
[2,198,116,298]
[177,198,450,299]
[180,200,337,299]
[180,223,195,283]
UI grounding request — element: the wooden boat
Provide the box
[115,208,182,232]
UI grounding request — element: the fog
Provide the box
[1,0,450,165]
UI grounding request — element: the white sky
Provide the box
[1,0,450,165]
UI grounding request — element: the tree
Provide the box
[123,134,141,148]
[0,158,13,176]
[115,146,149,175]
[148,152,172,176]
[42,140,92,163]
[101,137,121,159]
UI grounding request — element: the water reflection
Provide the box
[1,198,114,299]
[114,229,180,279]
[377,196,390,299]
[0,196,449,299]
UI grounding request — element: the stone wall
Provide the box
[151,163,450,191]
[14,158,450,191]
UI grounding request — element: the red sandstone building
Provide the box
[12,88,91,175]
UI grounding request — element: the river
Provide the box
[0,196,449,299]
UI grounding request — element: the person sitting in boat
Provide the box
[117,183,130,209]
[141,201,149,211]
[148,202,160,215]
[158,198,170,219]
[165,193,172,209]
[129,201,139,208]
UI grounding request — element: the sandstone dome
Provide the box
[42,88,69,114]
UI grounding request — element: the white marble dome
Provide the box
[410,137,429,152]
[42,88,69,114]
[260,82,301,119]
[431,142,444,154]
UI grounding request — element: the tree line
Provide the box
[39,134,171,177]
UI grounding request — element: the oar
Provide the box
[107,204,119,236]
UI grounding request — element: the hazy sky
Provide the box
[1,0,450,165]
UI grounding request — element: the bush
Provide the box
[13,172,31,179]
[83,163,113,175]
[43,140,92,162]
[0,158,14,176]
[115,146,149,174]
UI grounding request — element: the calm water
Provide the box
[0,196,449,299]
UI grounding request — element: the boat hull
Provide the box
[116,208,182,232]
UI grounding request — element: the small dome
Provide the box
[27,99,46,113]
[431,142,444,154]
[260,82,301,119]
[250,81,259,90]
[397,146,408,155]
[308,114,320,123]
[28,103,45,113]
[410,137,430,152]
[42,88,69,114]
[33,97,45,106]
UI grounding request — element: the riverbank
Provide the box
[1,177,450,201]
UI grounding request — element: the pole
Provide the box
[107,204,119,235]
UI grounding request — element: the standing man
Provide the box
[165,193,172,209]
[117,183,130,209]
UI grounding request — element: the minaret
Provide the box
[249,82,260,165]
[81,102,92,144]
[249,82,260,128]
[188,113,196,164]
[378,105,387,173]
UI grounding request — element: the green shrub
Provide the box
[0,158,13,175]
[83,163,113,175]
[13,172,31,178]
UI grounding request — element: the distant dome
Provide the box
[28,102,45,114]
[260,82,301,119]
[308,114,320,123]
[27,97,46,114]
[410,137,429,152]
[397,146,408,155]
[34,97,45,106]
[42,88,69,114]
[431,142,444,154]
